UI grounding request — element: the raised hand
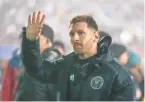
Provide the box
[26,11,45,41]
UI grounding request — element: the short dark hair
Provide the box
[70,15,98,31]
[109,43,127,58]
[42,24,54,43]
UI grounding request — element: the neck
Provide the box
[79,45,97,60]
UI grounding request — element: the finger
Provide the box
[40,14,45,25]
[32,12,36,23]
[28,15,32,24]
[36,11,41,23]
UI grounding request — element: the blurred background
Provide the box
[0,0,144,101]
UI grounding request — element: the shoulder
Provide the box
[110,59,131,80]
[108,59,133,90]
[54,52,75,64]
[97,50,132,86]
[63,52,76,60]
[42,52,75,68]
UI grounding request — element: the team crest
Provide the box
[90,76,104,89]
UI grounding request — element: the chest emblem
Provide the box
[90,76,104,89]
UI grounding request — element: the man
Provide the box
[14,24,62,101]
[22,11,134,101]
[2,24,59,101]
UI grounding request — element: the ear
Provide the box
[93,31,99,42]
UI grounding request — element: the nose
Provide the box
[72,33,79,42]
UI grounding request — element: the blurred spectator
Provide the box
[109,43,144,101]
[46,40,66,62]
[53,40,65,55]
[1,48,21,101]
[14,24,59,101]
[0,44,17,100]
[2,24,59,101]
[109,43,143,81]
[1,26,26,101]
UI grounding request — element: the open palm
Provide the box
[26,11,45,41]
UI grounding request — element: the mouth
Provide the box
[73,43,82,47]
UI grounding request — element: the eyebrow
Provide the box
[69,29,85,34]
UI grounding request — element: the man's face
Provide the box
[39,35,52,51]
[69,22,99,54]
[119,52,129,65]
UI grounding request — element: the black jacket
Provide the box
[14,47,61,101]
[21,36,134,101]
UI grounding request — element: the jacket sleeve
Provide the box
[110,80,134,101]
[110,62,135,101]
[22,34,58,83]
[14,72,50,101]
